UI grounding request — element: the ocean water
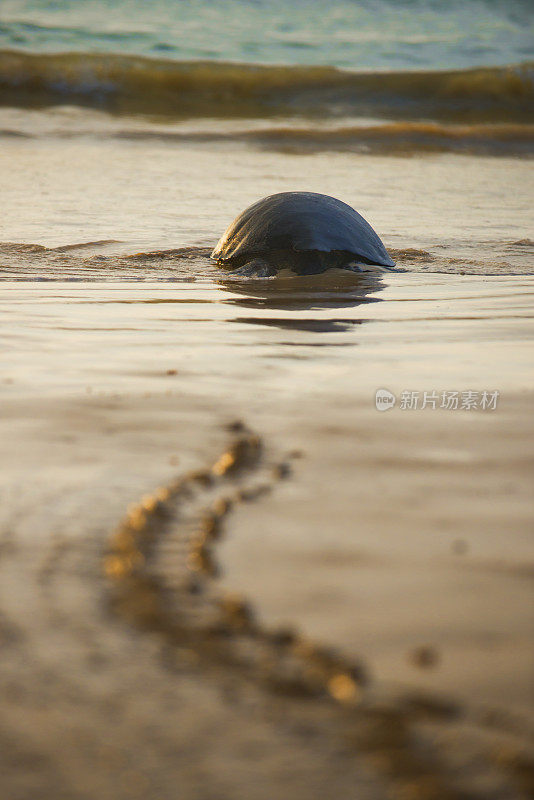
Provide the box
[1,0,533,70]
[1,0,533,162]
[1,1,531,289]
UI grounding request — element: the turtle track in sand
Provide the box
[102,423,534,800]
[103,424,367,704]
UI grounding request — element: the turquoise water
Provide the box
[1,0,533,70]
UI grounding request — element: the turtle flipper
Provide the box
[233,258,276,277]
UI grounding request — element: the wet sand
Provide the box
[2,0,534,792]
[1,273,533,798]
[1,112,533,797]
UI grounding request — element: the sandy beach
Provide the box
[1,269,533,799]
[1,1,533,796]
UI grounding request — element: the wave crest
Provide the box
[1,50,533,122]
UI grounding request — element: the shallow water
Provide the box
[2,273,533,397]
[1,138,533,272]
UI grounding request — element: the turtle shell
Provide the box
[211,191,395,268]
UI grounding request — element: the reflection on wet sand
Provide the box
[219,272,383,333]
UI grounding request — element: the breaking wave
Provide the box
[109,121,534,157]
[1,50,533,122]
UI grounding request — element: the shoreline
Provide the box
[1,108,533,796]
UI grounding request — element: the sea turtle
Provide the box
[211,191,396,276]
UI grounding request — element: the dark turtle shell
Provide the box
[211,191,395,268]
